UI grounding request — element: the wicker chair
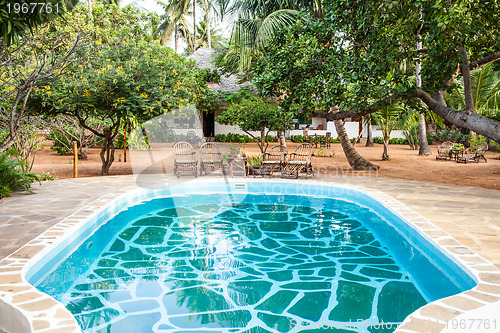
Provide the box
[436,141,453,160]
[282,143,314,178]
[255,145,288,177]
[320,132,332,149]
[199,142,223,176]
[173,142,197,177]
[457,142,488,163]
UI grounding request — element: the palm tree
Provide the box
[154,0,192,52]
[373,104,406,160]
[333,120,379,170]
[215,0,309,73]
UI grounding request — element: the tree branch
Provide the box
[469,50,500,71]
[311,94,401,120]
[416,88,500,143]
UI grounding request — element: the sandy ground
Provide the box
[30,141,500,190]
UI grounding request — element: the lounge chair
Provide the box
[199,142,223,176]
[457,142,488,164]
[254,145,288,177]
[282,143,314,178]
[173,142,197,177]
[436,141,453,160]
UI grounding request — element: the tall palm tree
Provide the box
[373,104,406,160]
[154,0,192,52]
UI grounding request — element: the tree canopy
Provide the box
[253,0,500,142]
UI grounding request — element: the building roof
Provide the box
[188,47,250,93]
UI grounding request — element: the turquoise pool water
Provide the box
[28,182,476,333]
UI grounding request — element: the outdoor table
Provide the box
[450,148,464,161]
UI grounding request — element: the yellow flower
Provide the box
[78,65,83,68]
[98,50,102,54]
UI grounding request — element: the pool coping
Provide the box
[0,176,499,333]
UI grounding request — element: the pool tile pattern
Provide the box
[0,175,499,333]
[36,194,429,332]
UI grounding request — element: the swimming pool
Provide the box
[26,181,477,333]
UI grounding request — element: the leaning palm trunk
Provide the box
[334,120,379,170]
[418,113,431,155]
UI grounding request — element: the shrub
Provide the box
[290,135,304,143]
[266,135,278,143]
[373,137,384,144]
[432,129,470,145]
[0,152,39,198]
[214,133,254,143]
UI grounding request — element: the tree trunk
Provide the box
[174,24,178,53]
[203,0,211,49]
[192,0,196,53]
[382,136,390,160]
[365,121,374,146]
[100,129,115,175]
[334,120,379,170]
[417,112,431,155]
[278,131,286,147]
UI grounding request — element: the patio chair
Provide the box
[436,141,453,161]
[186,130,201,148]
[457,142,488,164]
[199,142,223,176]
[173,142,198,178]
[254,145,288,177]
[320,132,332,149]
[282,143,314,179]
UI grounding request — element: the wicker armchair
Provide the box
[282,143,314,178]
[457,142,488,163]
[199,142,223,176]
[436,141,453,160]
[173,142,197,178]
[255,145,288,177]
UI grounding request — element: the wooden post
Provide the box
[73,141,78,178]
[123,121,128,163]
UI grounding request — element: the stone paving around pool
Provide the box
[0,175,499,333]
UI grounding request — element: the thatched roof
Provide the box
[188,47,250,93]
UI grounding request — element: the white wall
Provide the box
[214,123,262,137]
[363,125,406,139]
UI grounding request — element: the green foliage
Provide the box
[453,143,465,150]
[47,130,72,155]
[214,133,254,143]
[373,137,410,145]
[290,135,304,143]
[446,63,500,117]
[0,0,78,46]
[0,152,39,198]
[266,135,278,143]
[217,98,293,134]
[432,130,471,145]
[470,135,486,151]
[246,155,261,167]
[252,0,500,142]
[222,88,257,104]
